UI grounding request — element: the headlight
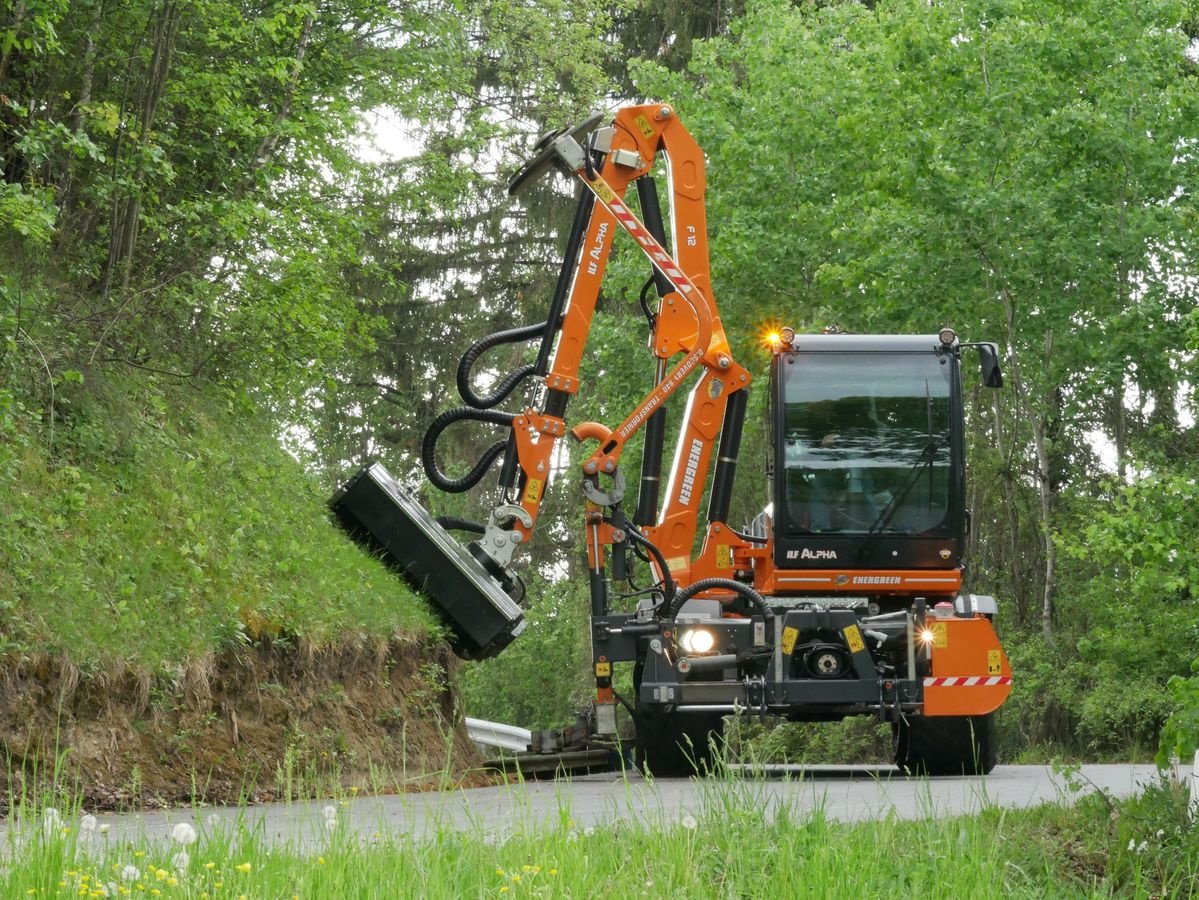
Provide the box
[679,628,715,654]
[918,628,936,645]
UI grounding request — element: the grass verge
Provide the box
[2,775,1194,898]
[0,372,438,675]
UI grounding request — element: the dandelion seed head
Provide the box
[171,851,189,872]
[681,814,698,830]
[80,815,97,833]
[323,805,337,821]
[119,866,140,883]
[170,822,197,845]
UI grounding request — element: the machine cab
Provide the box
[768,333,969,573]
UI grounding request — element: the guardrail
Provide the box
[465,717,531,754]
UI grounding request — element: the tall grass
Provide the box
[2,775,1194,898]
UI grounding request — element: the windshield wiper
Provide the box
[855,439,940,559]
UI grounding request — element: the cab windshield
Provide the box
[780,352,952,535]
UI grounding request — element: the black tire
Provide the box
[635,709,725,778]
[895,713,997,775]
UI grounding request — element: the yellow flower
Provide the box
[214,883,223,889]
[350,786,359,795]
[204,862,215,870]
[522,865,531,873]
[150,891,160,897]
[495,868,505,876]
[500,890,509,895]
[134,852,145,858]
[550,869,558,876]
[512,875,521,883]
[155,868,169,880]
[318,857,326,866]
[235,863,252,874]
[532,866,541,873]
[167,877,178,887]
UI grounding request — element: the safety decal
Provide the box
[665,556,688,573]
[634,114,656,138]
[715,545,732,569]
[843,624,865,654]
[930,622,948,648]
[524,477,543,505]
[923,676,1012,687]
[595,661,611,677]
[781,626,798,655]
[987,649,1002,675]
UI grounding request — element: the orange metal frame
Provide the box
[502,105,1005,713]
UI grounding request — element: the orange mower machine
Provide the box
[331,105,1011,776]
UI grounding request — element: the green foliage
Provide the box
[458,577,592,729]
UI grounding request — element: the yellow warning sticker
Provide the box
[634,114,656,138]
[781,626,799,655]
[987,649,1002,676]
[844,624,865,654]
[594,180,617,202]
[523,477,542,505]
[932,622,948,649]
[665,556,688,573]
[715,545,732,569]
[595,661,611,678]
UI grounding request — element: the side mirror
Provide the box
[977,343,1003,388]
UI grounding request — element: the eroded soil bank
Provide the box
[0,635,483,809]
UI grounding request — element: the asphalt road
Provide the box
[2,764,1164,850]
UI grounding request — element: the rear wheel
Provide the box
[895,713,997,775]
[635,709,725,777]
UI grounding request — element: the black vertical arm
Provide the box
[497,188,597,492]
[633,176,673,526]
[708,389,748,524]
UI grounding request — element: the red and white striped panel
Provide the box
[924,676,1012,687]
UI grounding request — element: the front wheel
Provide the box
[635,709,725,778]
[895,713,997,775]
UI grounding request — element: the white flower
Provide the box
[681,814,698,830]
[324,818,337,832]
[1156,829,1166,838]
[1137,841,1148,854]
[120,865,140,882]
[99,824,110,836]
[583,826,595,837]
[323,805,337,821]
[170,822,197,845]
[205,814,221,829]
[1127,839,1136,851]
[171,850,190,872]
[106,884,118,897]
[80,814,97,833]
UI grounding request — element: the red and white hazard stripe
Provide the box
[924,676,1012,687]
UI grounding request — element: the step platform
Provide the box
[330,462,525,659]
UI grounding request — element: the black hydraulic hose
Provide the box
[421,406,516,493]
[616,521,677,609]
[456,320,548,409]
[435,516,486,535]
[664,577,773,624]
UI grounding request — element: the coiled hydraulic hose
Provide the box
[455,320,548,409]
[663,577,774,624]
[421,406,516,494]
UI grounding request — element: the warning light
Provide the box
[760,322,794,352]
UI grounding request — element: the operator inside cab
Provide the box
[781,352,952,536]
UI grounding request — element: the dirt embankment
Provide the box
[0,636,484,809]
